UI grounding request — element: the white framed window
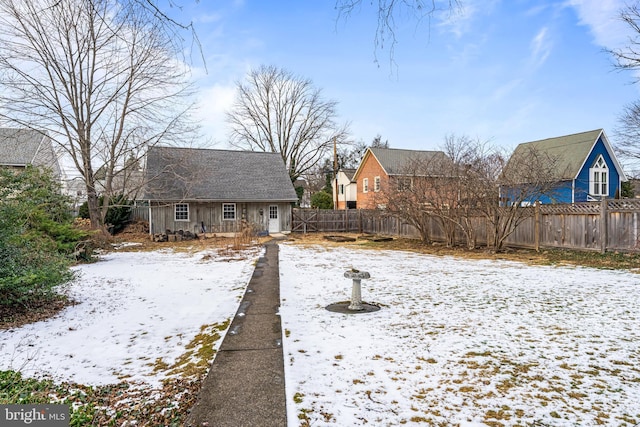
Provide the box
[269,205,278,219]
[363,178,369,193]
[339,184,344,195]
[175,203,189,221]
[397,177,412,191]
[374,176,381,192]
[223,203,236,220]
[590,155,609,196]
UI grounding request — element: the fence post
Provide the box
[534,202,540,252]
[600,198,608,254]
[344,209,348,232]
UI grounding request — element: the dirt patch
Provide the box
[0,296,78,330]
[285,232,640,270]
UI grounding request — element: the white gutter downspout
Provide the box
[148,201,153,236]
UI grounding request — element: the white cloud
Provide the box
[193,83,237,146]
[196,13,223,24]
[524,4,550,17]
[437,0,500,38]
[566,0,629,48]
[529,27,552,69]
[490,77,524,102]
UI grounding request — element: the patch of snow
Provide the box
[279,244,640,426]
[0,248,260,387]
[3,241,639,426]
[111,242,143,250]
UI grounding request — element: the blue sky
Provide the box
[178,0,638,156]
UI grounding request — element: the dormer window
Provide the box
[590,155,608,196]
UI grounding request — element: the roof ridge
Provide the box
[371,147,442,154]
[519,129,602,146]
[152,145,282,155]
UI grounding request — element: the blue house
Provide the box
[501,129,627,205]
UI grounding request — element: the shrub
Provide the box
[310,190,333,209]
[0,167,82,309]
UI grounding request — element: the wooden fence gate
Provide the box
[292,209,318,233]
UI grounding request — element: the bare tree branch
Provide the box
[0,0,197,229]
[227,65,350,183]
[335,0,461,67]
[372,135,563,250]
[609,3,640,172]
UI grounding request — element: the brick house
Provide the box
[352,147,449,209]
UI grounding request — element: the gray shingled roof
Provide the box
[505,129,606,180]
[0,128,47,166]
[340,168,357,181]
[143,146,298,202]
[369,147,449,175]
[0,128,61,177]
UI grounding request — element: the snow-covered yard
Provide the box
[1,241,639,426]
[0,246,259,387]
[279,244,640,426]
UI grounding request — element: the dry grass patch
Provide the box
[286,232,640,270]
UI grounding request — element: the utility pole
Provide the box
[333,136,338,209]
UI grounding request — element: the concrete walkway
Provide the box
[186,241,287,427]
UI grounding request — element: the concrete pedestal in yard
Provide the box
[344,269,370,311]
[325,269,379,314]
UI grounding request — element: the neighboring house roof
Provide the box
[0,128,60,176]
[339,168,357,181]
[144,146,298,202]
[505,129,626,181]
[354,147,449,179]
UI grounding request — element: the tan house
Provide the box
[352,147,449,209]
[331,168,357,209]
[143,146,298,236]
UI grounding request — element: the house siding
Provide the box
[333,171,357,209]
[532,181,574,204]
[148,201,292,235]
[574,137,621,202]
[505,132,625,205]
[357,155,388,209]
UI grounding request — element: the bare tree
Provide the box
[437,134,494,249]
[335,0,461,64]
[373,134,562,251]
[373,150,453,243]
[487,146,566,250]
[371,134,389,148]
[227,65,349,183]
[0,0,196,230]
[610,4,640,173]
[616,101,640,169]
[417,135,565,251]
[376,138,481,247]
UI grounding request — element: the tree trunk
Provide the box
[86,185,101,229]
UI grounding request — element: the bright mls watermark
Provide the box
[1,405,69,426]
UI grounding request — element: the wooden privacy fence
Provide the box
[293,199,640,252]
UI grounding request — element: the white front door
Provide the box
[268,205,279,233]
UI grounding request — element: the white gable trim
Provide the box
[31,134,46,164]
[575,129,627,182]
